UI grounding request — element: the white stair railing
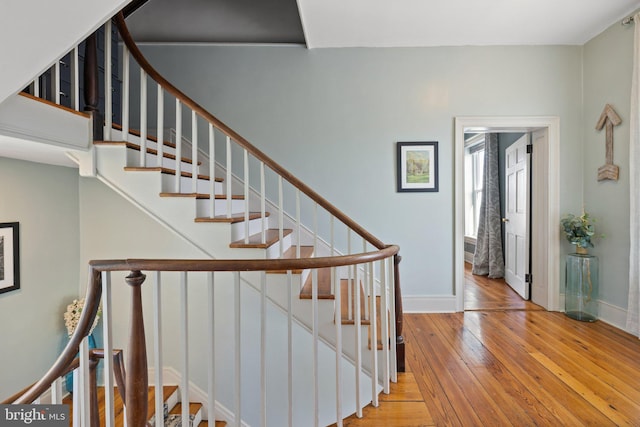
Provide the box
[15,9,402,427]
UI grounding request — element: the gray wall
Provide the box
[0,158,79,401]
[583,17,635,310]
[137,44,584,302]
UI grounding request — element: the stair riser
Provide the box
[229,217,271,242]
[161,173,224,195]
[265,234,293,259]
[195,199,246,217]
[125,149,198,174]
[110,129,179,157]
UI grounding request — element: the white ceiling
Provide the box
[297,0,640,48]
[129,0,640,47]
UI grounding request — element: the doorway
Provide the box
[454,117,561,312]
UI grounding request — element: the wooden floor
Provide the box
[340,265,640,426]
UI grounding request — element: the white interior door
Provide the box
[504,134,530,299]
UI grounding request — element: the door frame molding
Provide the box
[454,116,561,312]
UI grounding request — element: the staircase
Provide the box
[3,7,401,427]
[64,385,226,426]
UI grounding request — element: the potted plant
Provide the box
[560,211,601,322]
[560,211,598,254]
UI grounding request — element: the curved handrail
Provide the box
[114,12,387,251]
[91,245,399,272]
[11,268,103,404]
[7,245,398,405]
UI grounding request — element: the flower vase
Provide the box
[65,334,96,393]
[565,250,599,322]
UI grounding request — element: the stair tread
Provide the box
[229,228,292,249]
[124,166,223,182]
[160,192,245,200]
[63,384,178,426]
[199,422,227,426]
[195,212,270,223]
[95,140,201,165]
[267,245,315,274]
[169,401,203,415]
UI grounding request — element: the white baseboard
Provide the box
[148,366,249,427]
[597,300,630,332]
[402,295,457,313]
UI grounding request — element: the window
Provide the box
[464,134,485,238]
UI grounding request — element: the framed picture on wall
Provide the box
[0,222,20,294]
[396,141,439,192]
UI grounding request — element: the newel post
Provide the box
[83,31,104,140]
[125,270,148,426]
[394,255,405,372]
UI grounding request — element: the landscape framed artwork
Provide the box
[0,222,20,294]
[396,141,439,192]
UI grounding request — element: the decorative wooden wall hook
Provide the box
[596,104,621,181]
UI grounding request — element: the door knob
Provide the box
[502,218,509,223]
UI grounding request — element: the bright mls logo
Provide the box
[0,405,68,426]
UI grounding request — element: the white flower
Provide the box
[63,298,101,337]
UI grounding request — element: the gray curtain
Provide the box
[472,133,505,278]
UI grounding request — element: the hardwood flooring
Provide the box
[339,265,640,426]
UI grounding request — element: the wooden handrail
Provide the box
[114,12,388,251]
[11,269,103,404]
[90,245,399,272]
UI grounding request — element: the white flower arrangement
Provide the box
[63,298,101,337]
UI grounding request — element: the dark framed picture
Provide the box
[396,141,439,192]
[0,222,20,294]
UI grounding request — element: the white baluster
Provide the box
[192,110,198,193]
[369,259,378,407]
[234,272,242,427]
[180,272,190,426]
[389,258,398,383]
[287,271,293,427]
[226,136,232,218]
[80,336,90,426]
[71,46,79,111]
[121,45,130,142]
[333,266,343,427]
[33,77,40,98]
[244,149,249,244]
[312,267,319,427]
[72,370,80,427]
[104,19,113,140]
[157,85,164,167]
[363,240,370,322]
[296,190,301,258]
[51,378,63,405]
[347,230,353,322]
[207,272,216,425]
[53,60,61,104]
[140,68,147,167]
[380,259,390,394]
[354,263,362,418]
[103,271,115,427]
[209,124,216,217]
[153,272,164,426]
[278,177,284,257]
[260,272,267,427]
[175,99,182,192]
[260,162,266,244]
